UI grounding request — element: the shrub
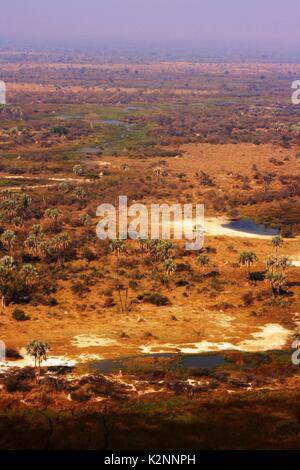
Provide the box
[176,263,192,273]
[45,297,58,307]
[137,292,170,306]
[83,247,96,261]
[242,292,254,306]
[176,280,190,287]
[103,297,115,308]
[12,308,29,322]
[71,282,90,297]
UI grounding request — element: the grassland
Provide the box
[0,59,299,449]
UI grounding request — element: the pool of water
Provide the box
[56,114,83,120]
[89,353,228,373]
[56,117,126,126]
[96,119,124,126]
[223,218,279,236]
[77,146,102,154]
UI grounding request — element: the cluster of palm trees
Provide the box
[0,255,37,313]
[24,223,71,260]
[238,236,292,298]
[0,191,31,221]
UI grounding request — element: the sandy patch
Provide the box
[139,323,291,354]
[153,216,276,241]
[71,335,118,348]
[239,324,291,351]
[77,353,104,361]
[0,352,76,371]
[291,259,300,267]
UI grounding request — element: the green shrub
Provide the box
[12,308,29,322]
[137,291,170,306]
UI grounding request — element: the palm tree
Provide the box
[51,232,71,258]
[86,112,97,130]
[73,164,84,177]
[266,255,277,274]
[26,340,50,383]
[265,272,287,298]
[58,232,71,250]
[272,235,283,253]
[155,240,174,261]
[145,239,159,255]
[0,256,15,313]
[276,255,292,273]
[74,186,86,201]
[197,253,210,273]
[266,255,291,274]
[238,251,258,277]
[164,258,176,277]
[109,239,125,261]
[24,225,45,257]
[11,216,23,229]
[0,230,16,252]
[154,166,163,183]
[44,207,63,221]
[21,264,38,286]
[138,237,147,258]
[38,240,52,259]
[58,182,70,194]
[79,213,91,226]
[114,282,129,313]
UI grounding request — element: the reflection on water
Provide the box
[223,219,278,236]
[77,146,102,154]
[89,353,228,373]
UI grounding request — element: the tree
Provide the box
[145,239,159,254]
[164,258,176,277]
[24,224,45,257]
[86,112,97,130]
[155,240,174,261]
[154,166,163,183]
[138,237,147,258]
[266,255,291,274]
[58,182,70,194]
[0,256,15,313]
[74,186,86,201]
[11,216,23,229]
[238,251,258,276]
[0,192,31,220]
[265,254,291,298]
[73,165,84,177]
[0,230,16,252]
[0,257,38,313]
[197,253,210,273]
[115,282,129,313]
[51,232,72,258]
[109,239,125,261]
[265,272,287,298]
[266,255,277,274]
[21,264,38,286]
[272,235,283,253]
[44,207,63,221]
[79,213,91,226]
[26,340,50,383]
[276,255,292,273]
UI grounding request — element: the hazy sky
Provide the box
[1,0,300,47]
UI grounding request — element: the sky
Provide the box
[0,0,299,49]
